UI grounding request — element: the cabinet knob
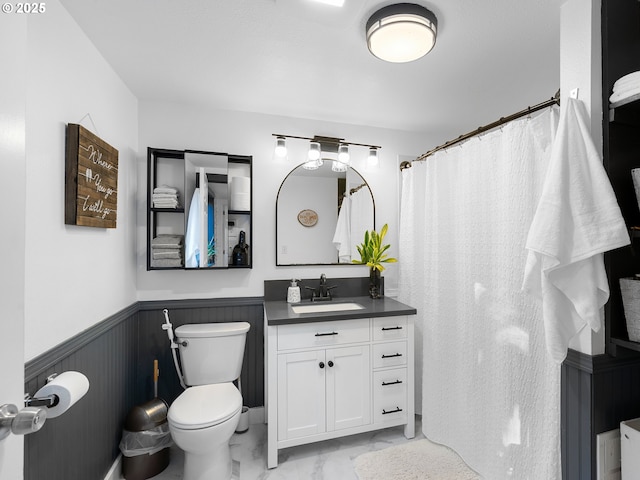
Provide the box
[327,361,334,367]
[319,362,325,369]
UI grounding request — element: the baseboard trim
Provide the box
[103,453,122,480]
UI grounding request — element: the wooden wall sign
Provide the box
[297,209,318,227]
[65,123,119,228]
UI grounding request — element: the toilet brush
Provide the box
[154,359,159,398]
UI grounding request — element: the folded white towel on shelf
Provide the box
[153,200,180,208]
[154,185,179,195]
[152,193,179,199]
[151,258,183,268]
[152,234,184,248]
[522,98,630,363]
[609,85,640,104]
[153,249,182,259]
[612,70,640,91]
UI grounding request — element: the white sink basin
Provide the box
[291,302,365,314]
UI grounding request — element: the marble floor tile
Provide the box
[149,417,424,480]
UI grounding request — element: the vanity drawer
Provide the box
[373,368,407,424]
[277,318,370,350]
[372,341,407,369]
[372,317,407,341]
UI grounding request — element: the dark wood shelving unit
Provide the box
[602,0,640,355]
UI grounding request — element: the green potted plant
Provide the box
[352,223,397,298]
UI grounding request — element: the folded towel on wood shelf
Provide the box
[612,71,640,92]
[609,86,640,104]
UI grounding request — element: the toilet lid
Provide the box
[168,383,242,430]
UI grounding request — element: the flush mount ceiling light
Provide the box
[366,3,438,63]
[310,0,345,6]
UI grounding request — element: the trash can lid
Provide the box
[124,398,169,431]
[168,383,242,430]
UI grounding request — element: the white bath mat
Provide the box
[354,439,481,480]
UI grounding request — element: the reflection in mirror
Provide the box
[184,152,228,269]
[276,161,375,265]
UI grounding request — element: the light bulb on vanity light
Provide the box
[332,160,348,172]
[308,141,321,161]
[337,144,350,164]
[367,147,379,167]
[274,136,287,158]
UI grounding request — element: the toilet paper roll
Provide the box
[34,371,90,418]
[231,192,250,211]
[231,177,250,196]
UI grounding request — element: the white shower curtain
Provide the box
[398,106,562,479]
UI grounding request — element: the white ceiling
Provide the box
[60,0,561,143]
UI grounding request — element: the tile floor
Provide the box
[151,417,424,480]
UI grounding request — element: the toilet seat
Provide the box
[168,383,242,430]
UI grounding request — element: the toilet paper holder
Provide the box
[24,373,60,408]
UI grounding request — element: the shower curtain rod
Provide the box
[400,89,561,171]
[349,183,368,195]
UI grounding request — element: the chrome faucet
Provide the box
[305,274,337,301]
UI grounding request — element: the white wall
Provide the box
[560,0,605,356]
[0,13,27,480]
[137,100,430,300]
[23,0,138,360]
[277,176,338,264]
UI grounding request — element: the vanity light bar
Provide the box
[271,133,381,151]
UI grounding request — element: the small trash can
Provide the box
[119,399,172,480]
[235,406,249,433]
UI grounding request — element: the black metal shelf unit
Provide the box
[602,0,640,355]
[147,147,252,271]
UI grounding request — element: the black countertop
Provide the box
[264,295,417,326]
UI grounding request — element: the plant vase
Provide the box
[369,267,382,299]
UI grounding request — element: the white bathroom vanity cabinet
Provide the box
[264,297,416,469]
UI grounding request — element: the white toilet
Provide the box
[167,322,250,480]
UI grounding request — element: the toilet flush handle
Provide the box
[179,339,188,347]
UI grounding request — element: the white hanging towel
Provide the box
[185,188,202,268]
[522,97,630,363]
[332,195,352,262]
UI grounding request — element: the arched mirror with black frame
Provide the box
[276,161,375,266]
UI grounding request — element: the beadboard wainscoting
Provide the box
[562,349,640,479]
[23,297,264,480]
[137,298,265,407]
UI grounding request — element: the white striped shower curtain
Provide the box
[399,106,562,479]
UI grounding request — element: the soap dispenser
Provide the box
[287,279,301,304]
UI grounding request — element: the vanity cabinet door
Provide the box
[326,345,371,432]
[277,350,326,440]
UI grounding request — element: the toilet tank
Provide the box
[175,322,250,386]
